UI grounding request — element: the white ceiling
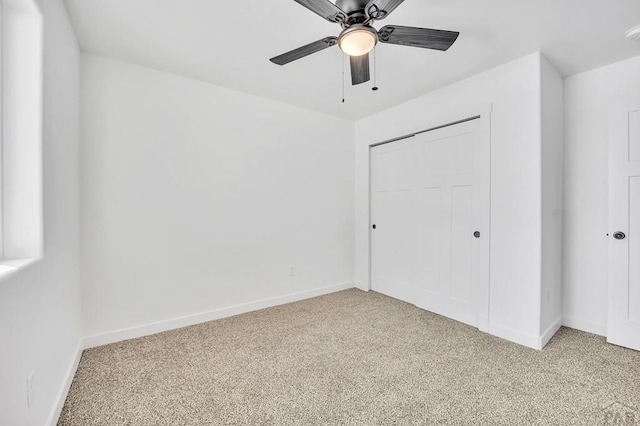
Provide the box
[64,0,640,120]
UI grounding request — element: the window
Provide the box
[0,0,43,280]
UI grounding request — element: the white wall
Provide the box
[355,53,555,348]
[563,55,640,336]
[0,0,82,424]
[80,54,355,340]
[540,56,564,337]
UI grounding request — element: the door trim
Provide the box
[367,105,492,332]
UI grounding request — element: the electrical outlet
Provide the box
[289,265,295,277]
[27,371,35,408]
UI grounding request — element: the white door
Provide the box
[608,100,640,351]
[370,136,420,305]
[370,119,490,328]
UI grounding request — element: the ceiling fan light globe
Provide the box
[338,26,378,56]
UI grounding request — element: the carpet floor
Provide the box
[58,289,640,425]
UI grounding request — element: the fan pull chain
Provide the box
[342,54,346,103]
[372,47,379,91]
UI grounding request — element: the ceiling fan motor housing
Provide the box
[336,0,369,14]
[336,0,371,25]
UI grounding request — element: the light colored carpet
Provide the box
[58,289,639,425]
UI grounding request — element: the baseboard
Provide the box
[83,281,355,349]
[539,316,563,349]
[488,323,541,350]
[47,339,83,426]
[562,315,607,337]
[354,280,370,292]
[488,319,563,351]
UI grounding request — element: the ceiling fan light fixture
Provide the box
[338,25,378,56]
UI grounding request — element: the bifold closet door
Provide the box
[370,119,489,328]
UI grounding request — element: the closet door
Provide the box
[370,119,489,328]
[413,119,487,327]
[608,101,640,351]
[370,136,420,304]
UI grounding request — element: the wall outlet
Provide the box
[27,371,35,408]
[289,265,295,277]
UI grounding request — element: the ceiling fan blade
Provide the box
[366,0,405,20]
[293,0,347,23]
[378,25,459,51]
[350,53,370,85]
[270,37,338,65]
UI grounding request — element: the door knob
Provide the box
[372,224,376,230]
[614,231,626,240]
[474,231,480,238]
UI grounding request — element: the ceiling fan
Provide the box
[270,0,460,86]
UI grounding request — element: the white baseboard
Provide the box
[488,318,562,351]
[47,339,83,426]
[354,281,369,292]
[488,323,541,350]
[562,315,607,337]
[83,281,355,349]
[539,316,563,349]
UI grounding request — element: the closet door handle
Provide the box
[474,231,480,238]
[372,224,377,230]
[614,231,626,240]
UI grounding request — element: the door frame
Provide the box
[366,105,493,332]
